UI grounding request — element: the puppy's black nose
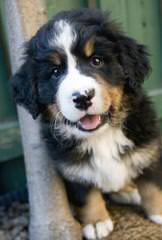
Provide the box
[72,89,95,111]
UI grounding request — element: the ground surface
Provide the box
[0,202,162,240]
[0,203,28,240]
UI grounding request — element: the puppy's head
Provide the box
[12,9,150,137]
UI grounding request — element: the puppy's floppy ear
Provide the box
[117,36,150,90]
[12,58,40,119]
[11,34,43,119]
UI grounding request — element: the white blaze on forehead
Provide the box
[50,20,77,69]
[50,20,104,124]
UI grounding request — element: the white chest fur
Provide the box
[80,126,134,192]
[63,125,138,192]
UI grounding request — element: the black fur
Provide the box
[64,180,92,207]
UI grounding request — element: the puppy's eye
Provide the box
[90,55,104,67]
[52,66,62,78]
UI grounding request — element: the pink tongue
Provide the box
[79,115,101,130]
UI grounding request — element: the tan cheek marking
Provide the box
[84,39,94,58]
[96,75,123,113]
[76,188,110,225]
[43,104,60,119]
[101,85,112,113]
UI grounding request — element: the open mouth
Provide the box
[78,114,102,131]
[64,114,105,132]
[77,106,113,132]
[64,107,112,132]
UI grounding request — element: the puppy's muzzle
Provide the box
[72,89,95,111]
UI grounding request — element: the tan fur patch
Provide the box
[137,181,162,215]
[119,183,137,193]
[76,188,110,225]
[96,75,123,112]
[96,75,125,126]
[84,39,94,57]
[50,53,62,65]
[43,104,60,119]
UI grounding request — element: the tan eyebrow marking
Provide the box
[50,52,62,65]
[84,38,94,57]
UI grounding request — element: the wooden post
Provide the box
[4,0,81,239]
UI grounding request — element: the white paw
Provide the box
[149,215,162,224]
[111,189,141,205]
[83,219,113,239]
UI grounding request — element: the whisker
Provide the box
[50,111,64,140]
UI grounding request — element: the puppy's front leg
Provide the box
[77,188,113,239]
[65,180,113,239]
[136,179,162,225]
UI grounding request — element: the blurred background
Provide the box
[0,0,162,205]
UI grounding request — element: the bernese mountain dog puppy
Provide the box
[12,8,162,239]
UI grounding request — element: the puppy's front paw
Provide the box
[149,215,162,225]
[83,219,113,239]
